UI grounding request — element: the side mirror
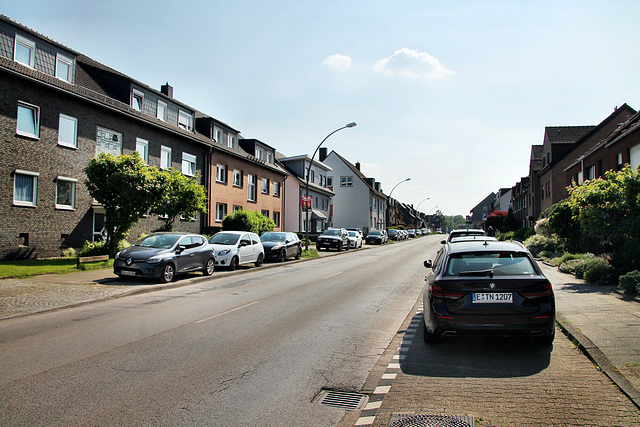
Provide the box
[240,241,248,247]
[176,245,186,254]
[424,260,433,268]
[440,240,446,245]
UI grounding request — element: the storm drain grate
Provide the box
[388,413,475,427]
[313,389,369,410]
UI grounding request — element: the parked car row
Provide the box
[114,230,304,282]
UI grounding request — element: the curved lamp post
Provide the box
[386,178,411,230]
[415,198,430,228]
[304,122,357,251]
[428,206,439,215]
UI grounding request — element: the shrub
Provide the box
[513,227,536,242]
[78,239,130,257]
[523,234,558,257]
[497,231,514,241]
[559,258,585,275]
[584,259,614,284]
[618,271,640,295]
[62,247,77,258]
[553,252,580,267]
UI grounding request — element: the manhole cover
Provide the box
[313,389,368,410]
[388,413,475,427]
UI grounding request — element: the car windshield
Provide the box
[370,231,381,236]
[323,230,341,236]
[209,233,241,245]
[445,252,536,276]
[348,231,357,237]
[137,234,180,249]
[261,232,286,243]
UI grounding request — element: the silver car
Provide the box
[208,231,265,270]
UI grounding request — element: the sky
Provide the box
[3,0,640,217]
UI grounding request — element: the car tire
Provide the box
[338,243,342,252]
[255,253,264,267]
[229,256,238,271]
[423,320,439,343]
[295,246,302,259]
[160,263,175,283]
[279,249,286,262]
[203,258,215,276]
[346,241,350,250]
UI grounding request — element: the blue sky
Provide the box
[4,0,640,216]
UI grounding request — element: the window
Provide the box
[266,152,274,164]
[178,110,193,131]
[227,134,235,148]
[216,164,227,183]
[14,35,35,67]
[55,176,76,210]
[247,174,256,201]
[310,170,315,183]
[261,178,269,194]
[55,53,73,83]
[340,176,353,187]
[261,209,269,218]
[16,102,40,138]
[327,177,333,187]
[273,212,280,227]
[182,152,196,176]
[256,147,263,160]
[273,181,280,197]
[215,129,222,143]
[157,100,167,121]
[13,170,38,207]
[96,127,122,156]
[233,170,242,187]
[160,146,172,169]
[215,203,227,222]
[135,138,149,164]
[132,89,144,111]
[586,165,596,181]
[58,114,77,148]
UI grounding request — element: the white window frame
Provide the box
[327,177,333,187]
[340,176,353,187]
[157,100,167,121]
[227,134,235,148]
[13,169,39,207]
[57,114,77,148]
[247,174,256,201]
[256,147,263,161]
[55,176,77,210]
[215,203,227,222]
[55,53,73,83]
[178,110,193,131]
[233,170,242,187]
[135,138,149,164]
[216,164,227,183]
[215,129,222,143]
[273,211,280,227]
[16,101,40,138]
[131,89,144,111]
[160,145,172,169]
[266,152,273,164]
[261,178,269,194]
[273,181,280,197]
[182,152,196,176]
[14,35,35,68]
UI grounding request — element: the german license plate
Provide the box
[472,292,512,303]
[121,270,136,277]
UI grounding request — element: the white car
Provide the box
[208,231,264,270]
[347,230,363,249]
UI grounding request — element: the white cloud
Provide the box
[322,53,352,71]
[373,48,455,80]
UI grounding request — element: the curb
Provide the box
[555,312,640,410]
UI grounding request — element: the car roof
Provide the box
[444,240,528,255]
[215,230,255,235]
[450,229,485,235]
[449,236,498,243]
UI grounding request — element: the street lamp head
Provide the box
[346,122,357,128]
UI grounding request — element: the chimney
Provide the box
[319,147,328,162]
[355,162,361,170]
[161,82,173,98]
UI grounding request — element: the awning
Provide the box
[311,209,328,220]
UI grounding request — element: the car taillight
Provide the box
[430,285,464,299]
[521,284,553,298]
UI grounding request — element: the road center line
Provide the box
[323,272,343,280]
[194,301,260,324]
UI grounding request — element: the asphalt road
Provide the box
[0,235,440,426]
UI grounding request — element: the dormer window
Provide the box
[132,89,144,111]
[266,152,274,164]
[227,134,235,148]
[178,110,193,131]
[14,35,35,68]
[256,147,263,160]
[56,53,73,83]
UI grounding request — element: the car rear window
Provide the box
[445,252,536,276]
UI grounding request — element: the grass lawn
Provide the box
[0,258,114,279]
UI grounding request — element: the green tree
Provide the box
[151,168,207,231]
[222,209,275,235]
[486,211,507,232]
[503,208,518,232]
[84,152,162,256]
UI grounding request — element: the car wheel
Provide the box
[279,249,286,262]
[229,256,238,271]
[346,241,350,250]
[160,263,175,283]
[422,319,439,343]
[338,243,342,252]
[203,258,215,276]
[255,253,264,267]
[295,246,302,259]
[359,241,362,248]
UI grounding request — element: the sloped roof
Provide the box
[544,126,595,144]
[327,151,387,198]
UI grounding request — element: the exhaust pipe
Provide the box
[442,331,457,337]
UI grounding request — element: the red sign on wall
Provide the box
[302,196,312,209]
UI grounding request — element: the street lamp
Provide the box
[428,206,439,215]
[304,122,357,251]
[386,178,411,230]
[416,197,431,211]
